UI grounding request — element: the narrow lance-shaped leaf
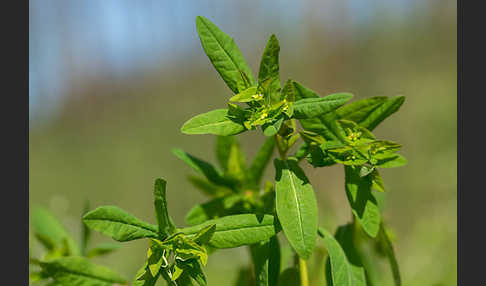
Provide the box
[292,80,319,100]
[40,256,126,286]
[181,109,246,136]
[83,206,158,242]
[258,35,281,104]
[291,81,349,144]
[154,178,176,238]
[292,93,353,119]
[179,214,281,249]
[258,34,280,82]
[354,96,405,131]
[173,148,233,187]
[248,136,276,185]
[344,166,381,238]
[226,139,247,180]
[133,259,161,286]
[324,224,367,286]
[250,235,280,286]
[31,207,80,256]
[274,158,318,259]
[335,96,386,121]
[375,154,408,168]
[318,227,354,286]
[193,224,216,245]
[81,200,91,256]
[196,16,255,94]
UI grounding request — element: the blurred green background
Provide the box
[29,1,456,285]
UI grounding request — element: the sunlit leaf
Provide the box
[344,166,381,238]
[39,257,126,286]
[154,178,176,238]
[274,158,318,259]
[180,214,281,249]
[83,206,158,242]
[196,16,255,93]
[293,93,353,119]
[31,207,80,256]
[181,109,246,136]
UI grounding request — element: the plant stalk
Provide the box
[299,257,309,286]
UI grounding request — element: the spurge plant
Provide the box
[30,16,407,286]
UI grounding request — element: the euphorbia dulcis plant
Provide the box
[31,15,407,286]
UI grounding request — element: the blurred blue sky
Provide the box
[29,0,431,122]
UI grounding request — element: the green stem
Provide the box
[275,134,287,159]
[299,257,309,286]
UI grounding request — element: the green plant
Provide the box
[30,16,407,286]
[29,203,126,285]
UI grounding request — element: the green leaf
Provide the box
[86,242,120,258]
[375,154,407,168]
[83,206,158,242]
[344,166,381,238]
[335,96,388,123]
[173,148,233,187]
[133,261,160,286]
[281,79,296,102]
[293,93,353,119]
[195,16,255,94]
[370,169,385,192]
[181,109,246,136]
[295,142,310,160]
[377,224,402,286]
[250,236,280,286]
[154,178,176,238]
[327,224,367,286]
[318,228,354,286]
[229,86,260,103]
[31,207,80,256]
[300,114,347,144]
[226,139,247,180]
[39,256,126,286]
[258,35,281,104]
[81,200,91,256]
[355,96,405,131]
[248,136,276,185]
[154,233,208,266]
[258,35,280,83]
[185,195,245,226]
[215,136,237,170]
[179,214,281,249]
[177,260,207,286]
[33,233,57,252]
[193,224,216,245]
[274,158,318,259]
[335,96,405,131]
[292,80,319,100]
[262,116,284,136]
[307,145,337,167]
